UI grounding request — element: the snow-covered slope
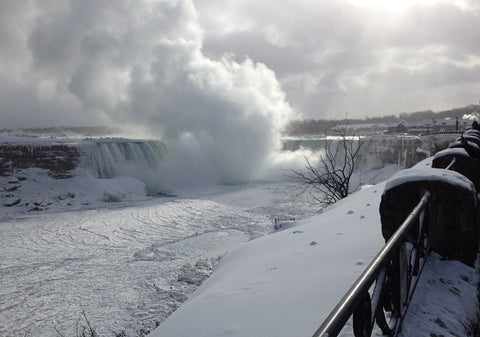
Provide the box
[148,183,385,337]
[0,168,149,216]
[149,160,479,337]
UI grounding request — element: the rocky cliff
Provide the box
[0,142,81,178]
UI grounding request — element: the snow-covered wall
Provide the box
[380,168,478,266]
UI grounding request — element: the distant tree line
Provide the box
[284,104,480,136]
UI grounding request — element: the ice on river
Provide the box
[0,170,319,336]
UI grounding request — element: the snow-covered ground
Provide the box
[150,180,390,337]
[0,167,323,336]
[0,152,478,337]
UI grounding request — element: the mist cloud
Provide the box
[0,0,294,185]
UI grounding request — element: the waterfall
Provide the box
[79,139,168,179]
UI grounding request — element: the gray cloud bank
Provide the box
[2,0,480,129]
[196,0,480,118]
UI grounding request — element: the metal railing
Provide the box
[445,157,456,170]
[311,157,461,337]
[312,191,431,337]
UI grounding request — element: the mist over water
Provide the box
[120,31,294,186]
[18,0,295,186]
[73,136,318,194]
[142,57,292,187]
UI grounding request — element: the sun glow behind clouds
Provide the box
[347,0,467,11]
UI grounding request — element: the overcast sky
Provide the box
[195,0,480,119]
[1,0,479,132]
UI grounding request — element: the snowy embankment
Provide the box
[149,158,479,337]
[0,167,149,216]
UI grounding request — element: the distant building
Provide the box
[422,118,471,133]
[330,117,474,136]
[390,118,472,134]
[385,120,408,134]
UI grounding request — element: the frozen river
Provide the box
[0,181,318,336]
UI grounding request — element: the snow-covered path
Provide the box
[0,181,318,336]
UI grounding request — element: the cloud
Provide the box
[0,79,82,128]
[195,0,480,118]
[3,0,480,127]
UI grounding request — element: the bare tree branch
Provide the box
[289,124,363,207]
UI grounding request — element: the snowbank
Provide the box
[400,253,478,337]
[0,168,149,216]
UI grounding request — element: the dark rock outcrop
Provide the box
[0,143,81,178]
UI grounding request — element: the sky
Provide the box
[1,0,479,132]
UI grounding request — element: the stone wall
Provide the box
[380,169,479,267]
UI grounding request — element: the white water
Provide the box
[79,140,169,189]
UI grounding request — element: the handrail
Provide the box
[312,191,431,337]
[445,157,456,170]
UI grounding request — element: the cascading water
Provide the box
[78,139,169,194]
